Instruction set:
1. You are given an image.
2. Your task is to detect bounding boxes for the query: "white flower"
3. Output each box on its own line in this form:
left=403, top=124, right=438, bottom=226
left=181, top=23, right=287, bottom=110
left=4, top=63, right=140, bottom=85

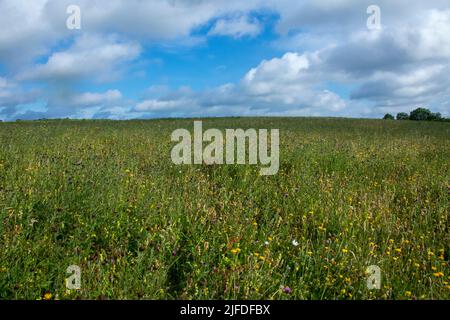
left=292, top=240, right=299, bottom=247
left=264, top=241, right=270, bottom=246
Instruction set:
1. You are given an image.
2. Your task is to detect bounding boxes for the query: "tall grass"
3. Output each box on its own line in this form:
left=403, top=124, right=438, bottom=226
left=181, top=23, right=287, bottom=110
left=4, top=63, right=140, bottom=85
left=0, top=118, right=448, bottom=299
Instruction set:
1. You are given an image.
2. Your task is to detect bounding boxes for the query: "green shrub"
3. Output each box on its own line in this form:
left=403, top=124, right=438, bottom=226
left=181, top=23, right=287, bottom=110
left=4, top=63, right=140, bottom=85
left=396, top=112, right=409, bottom=120
left=410, top=108, right=434, bottom=121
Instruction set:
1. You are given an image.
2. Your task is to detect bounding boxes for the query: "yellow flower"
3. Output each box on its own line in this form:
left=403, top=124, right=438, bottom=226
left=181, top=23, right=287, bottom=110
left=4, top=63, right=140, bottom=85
left=394, top=248, right=402, bottom=253
left=43, top=293, right=52, bottom=300
left=342, top=248, right=348, bottom=254
left=307, top=251, right=313, bottom=256
left=433, top=272, right=444, bottom=278
left=230, top=248, right=241, bottom=254
left=405, top=291, right=412, bottom=297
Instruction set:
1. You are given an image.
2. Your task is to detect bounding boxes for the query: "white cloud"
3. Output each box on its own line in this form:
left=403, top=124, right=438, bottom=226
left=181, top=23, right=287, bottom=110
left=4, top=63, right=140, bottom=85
left=0, top=0, right=60, bottom=67
left=409, top=9, right=450, bottom=60
left=0, top=77, right=39, bottom=108
left=208, top=15, right=262, bottom=38
left=1, top=0, right=450, bottom=119
left=135, top=99, right=189, bottom=112
left=128, top=52, right=347, bottom=118
left=0, top=77, right=14, bottom=98
left=72, top=90, right=123, bottom=106
left=242, top=52, right=310, bottom=95
left=0, top=0, right=270, bottom=68
left=18, top=34, right=141, bottom=82
left=312, top=8, right=450, bottom=115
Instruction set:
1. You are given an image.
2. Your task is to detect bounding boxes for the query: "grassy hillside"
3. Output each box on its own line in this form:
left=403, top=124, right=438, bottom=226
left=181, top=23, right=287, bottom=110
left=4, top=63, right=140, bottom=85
left=0, top=118, right=449, bottom=299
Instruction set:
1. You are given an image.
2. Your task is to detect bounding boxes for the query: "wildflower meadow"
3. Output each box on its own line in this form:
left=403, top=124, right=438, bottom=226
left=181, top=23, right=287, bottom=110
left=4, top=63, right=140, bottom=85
left=0, top=117, right=448, bottom=300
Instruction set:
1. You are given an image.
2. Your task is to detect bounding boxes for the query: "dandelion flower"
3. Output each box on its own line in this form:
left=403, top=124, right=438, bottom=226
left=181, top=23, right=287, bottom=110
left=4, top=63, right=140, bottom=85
left=230, top=248, right=241, bottom=254
left=43, top=293, right=52, bottom=300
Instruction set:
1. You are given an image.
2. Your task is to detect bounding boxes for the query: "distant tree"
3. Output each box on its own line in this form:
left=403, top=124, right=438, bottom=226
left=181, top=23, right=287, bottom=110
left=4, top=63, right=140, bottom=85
left=429, top=112, right=442, bottom=121
left=383, top=113, right=395, bottom=120
left=396, top=112, right=409, bottom=120
left=409, top=108, right=433, bottom=121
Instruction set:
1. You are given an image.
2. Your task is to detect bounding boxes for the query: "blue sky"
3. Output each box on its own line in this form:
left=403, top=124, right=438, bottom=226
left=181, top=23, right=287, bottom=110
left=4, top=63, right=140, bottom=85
left=0, top=0, right=449, bottom=120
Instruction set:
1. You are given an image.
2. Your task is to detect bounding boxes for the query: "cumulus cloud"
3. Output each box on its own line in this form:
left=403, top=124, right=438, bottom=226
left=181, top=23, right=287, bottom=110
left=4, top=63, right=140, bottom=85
left=1, top=0, right=449, bottom=119
left=0, top=0, right=269, bottom=68
left=208, top=15, right=262, bottom=38
left=310, top=8, right=450, bottom=115
left=135, top=99, right=190, bottom=112
left=71, top=89, right=123, bottom=106
left=18, top=34, right=141, bottom=83
left=0, top=0, right=61, bottom=67
left=124, top=3, right=450, bottom=119
left=272, top=0, right=450, bottom=35
left=0, top=77, right=41, bottom=120
left=128, top=52, right=347, bottom=118
left=0, top=77, right=13, bottom=98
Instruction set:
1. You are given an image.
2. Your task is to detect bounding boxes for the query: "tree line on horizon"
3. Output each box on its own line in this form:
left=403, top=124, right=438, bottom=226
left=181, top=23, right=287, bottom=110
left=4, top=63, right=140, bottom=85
left=2, top=107, right=448, bottom=122
left=383, top=108, right=448, bottom=122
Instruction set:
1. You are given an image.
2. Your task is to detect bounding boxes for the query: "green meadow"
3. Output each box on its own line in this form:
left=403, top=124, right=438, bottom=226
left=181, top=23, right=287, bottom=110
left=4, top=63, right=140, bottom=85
left=0, top=118, right=448, bottom=300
